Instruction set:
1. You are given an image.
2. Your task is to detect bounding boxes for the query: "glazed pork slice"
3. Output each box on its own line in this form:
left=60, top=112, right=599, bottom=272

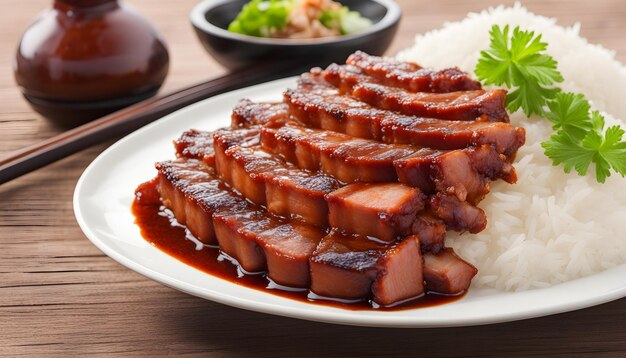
left=231, top=99, right=291, bottom=128
left=428, top=193, right=487, bottom=234
left=155, top=159, right=325, bottom=286
left=260, top=125, right=416, bottom=183
left=322, top=64, right=509, bottom=122
left=174, top=128, right=259, bottom=166
left=214, top=130, right=342, bottom=227
left=423, top=248, right=478, bottom=295
left=261, top=125, right=515, bottom=204
left=155, top=159, right=263, bottom=271
left=287, top=73, right=524, bottom=156
left=309, top=231, right=424, bottom=306
left=174, top=129, right=216, bottom=164
left=256, top=223, right=324, bottom=287
left=326, top=183, right=425, bottom=242
left=413, top=212, right=446, bottom=253
left=346, top=51, right=482, bottom=93
left=215, top=129, right=456, bottom=238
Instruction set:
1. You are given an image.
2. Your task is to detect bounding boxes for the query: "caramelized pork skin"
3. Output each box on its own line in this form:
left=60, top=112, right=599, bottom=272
left=174, top=128, right=259, bottom=167
left=286, top=73, right=524, bottom=156
left=322, top=64, right=509, bottom=122
left=174, top=129, right=217, bottom=165
left=231, top=99, right=291, bottom=128
left=428, top=193, right=487, bottom=234
left=214, top=130, right=341, bottom=227
left=260, top=125, right=417, bottom=183
left=155, top=159, right=325, bottom=287
left=423, top=248, right=478, bottom=295
left=346, top=51, right=482, bottom=93
left=261, top=125, right=515, bottom=204
left=413, top=212, right=446, bottom=253
left=184, top=127, right=485, bottom=236
left=309, top=231, right=424, bottom=306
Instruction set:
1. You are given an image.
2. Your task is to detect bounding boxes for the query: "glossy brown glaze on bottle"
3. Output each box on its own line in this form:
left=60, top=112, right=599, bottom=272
left=14, top=0, right=169, bottom=126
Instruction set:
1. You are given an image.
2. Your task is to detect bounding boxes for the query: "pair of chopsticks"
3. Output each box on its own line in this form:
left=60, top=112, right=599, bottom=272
left=0, top=62, right=309, bottom=185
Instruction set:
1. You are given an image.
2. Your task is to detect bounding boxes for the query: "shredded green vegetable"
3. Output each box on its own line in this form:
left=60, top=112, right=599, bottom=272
left=319, top=6, right=373, bottom=35
left=228, top=0, right=293, bottom=37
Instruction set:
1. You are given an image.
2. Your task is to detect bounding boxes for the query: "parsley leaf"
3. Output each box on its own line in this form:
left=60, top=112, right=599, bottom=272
left=475, top=25, right=563, bottom=116
left=541, top=93, right=626, bottom=183
left=545, top=92, right=592, bottom=140
left=585, top=125, right=626, bottom=183
left=542, top=131, right=595, bottom=176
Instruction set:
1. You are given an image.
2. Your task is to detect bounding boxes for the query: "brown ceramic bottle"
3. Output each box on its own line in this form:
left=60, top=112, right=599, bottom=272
left=14, top=0, right=169, bottom=127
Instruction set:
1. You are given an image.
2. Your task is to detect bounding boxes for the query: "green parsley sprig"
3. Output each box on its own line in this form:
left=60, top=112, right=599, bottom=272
left=541, top=93, right=626, bottom=183
left=475, top=25, right=563, bottom=117
left=475, top=24, right=626, bottom=183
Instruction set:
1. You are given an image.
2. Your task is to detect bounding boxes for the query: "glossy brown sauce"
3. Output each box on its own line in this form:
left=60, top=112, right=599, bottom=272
left=132, top=194, right=465, bottom=311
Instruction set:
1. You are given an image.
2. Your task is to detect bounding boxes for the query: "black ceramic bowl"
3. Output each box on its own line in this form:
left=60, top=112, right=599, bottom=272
left=190, top=0, right=401, bottom=70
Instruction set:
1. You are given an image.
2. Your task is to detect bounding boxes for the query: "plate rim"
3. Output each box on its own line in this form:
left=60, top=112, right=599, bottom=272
left=73, top=77, right=626, bottom=328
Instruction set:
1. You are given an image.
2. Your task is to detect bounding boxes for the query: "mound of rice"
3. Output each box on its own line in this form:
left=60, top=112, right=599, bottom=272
left=398, top=3, right=626, bottom=291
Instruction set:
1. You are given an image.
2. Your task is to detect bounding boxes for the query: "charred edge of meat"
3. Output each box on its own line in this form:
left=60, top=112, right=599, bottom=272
left=174, top=129, right=217, bottom=166
left=261, top=124, right=504, bottom=206
left=428, top=193, right=487, bottom=234
left=231, top=99, right=291, bottom=129
left=413, top=212, right=446, bottom=253
left=214, top=130, right=342, bottom=227
left=155, top=158, right=326, bottom=288
left=346, top=51, right=482, bottom=93
left=309, top=231, right=424, bottom=306
left=287, top=73, right=523, bottom=157
left=321, top=64, right=509, bottom=123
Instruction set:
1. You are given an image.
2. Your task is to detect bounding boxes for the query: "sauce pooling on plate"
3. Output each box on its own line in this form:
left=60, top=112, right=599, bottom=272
left=132, top=180, right=464, bottom=311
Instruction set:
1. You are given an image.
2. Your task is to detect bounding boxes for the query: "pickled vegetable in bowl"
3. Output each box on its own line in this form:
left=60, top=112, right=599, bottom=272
left=228, top=0, right=373, bottom=39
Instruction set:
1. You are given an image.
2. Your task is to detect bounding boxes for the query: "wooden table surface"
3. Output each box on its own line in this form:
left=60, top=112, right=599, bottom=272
left=2, top=0, right=626, bottom=356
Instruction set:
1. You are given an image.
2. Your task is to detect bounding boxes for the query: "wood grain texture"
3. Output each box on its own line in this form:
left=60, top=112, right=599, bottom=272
left=1, top=0, right=625, bottom=356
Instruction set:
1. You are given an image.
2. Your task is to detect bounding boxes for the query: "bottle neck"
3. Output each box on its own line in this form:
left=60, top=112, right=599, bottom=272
left=54, top=0, right=118, bottom=12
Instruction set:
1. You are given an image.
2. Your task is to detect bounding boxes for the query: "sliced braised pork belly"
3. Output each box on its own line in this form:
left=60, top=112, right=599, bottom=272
left=322, top=64, right=509, bottom=122
left=309, top=231, right=424, bottom=306
left=256, top=223, right=324, bottom=287
left=428, top=193, right=487, bottom=234
left=326, top=183, right=425, bottom=242
left=143, top=52, right=528, bottom=305
left=155, top=159, right=325, bottom=287
left=413, top=212, right=446, bottom=253
left=174, top=129, right=217, bottom=165
left=423, top=248, right=478, bottom=295
left=187, top=127, right=486, bottom=236
left=231, top=99, right=291, bottom=128
left=174, top=128, right=259, bottom=167
left=286, top=73, right=524, bottom=156
left=214, top=130, right=342, bottom=227
left=260, top=125, right=415, bottom=182
left=261, top=125, right=515, bottom=204
left=346, top=51, right=482, bottom=93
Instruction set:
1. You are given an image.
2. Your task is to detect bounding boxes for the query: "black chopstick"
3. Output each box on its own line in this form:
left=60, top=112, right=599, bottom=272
left=0, top=61, right=310, bottom=185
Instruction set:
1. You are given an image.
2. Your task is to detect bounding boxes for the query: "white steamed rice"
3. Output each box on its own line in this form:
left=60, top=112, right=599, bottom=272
left=397, top=3, right=626, bottom=291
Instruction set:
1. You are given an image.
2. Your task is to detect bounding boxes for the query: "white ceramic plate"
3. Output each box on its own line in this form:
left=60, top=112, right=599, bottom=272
left=74, top=77, right=626, bottom=328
